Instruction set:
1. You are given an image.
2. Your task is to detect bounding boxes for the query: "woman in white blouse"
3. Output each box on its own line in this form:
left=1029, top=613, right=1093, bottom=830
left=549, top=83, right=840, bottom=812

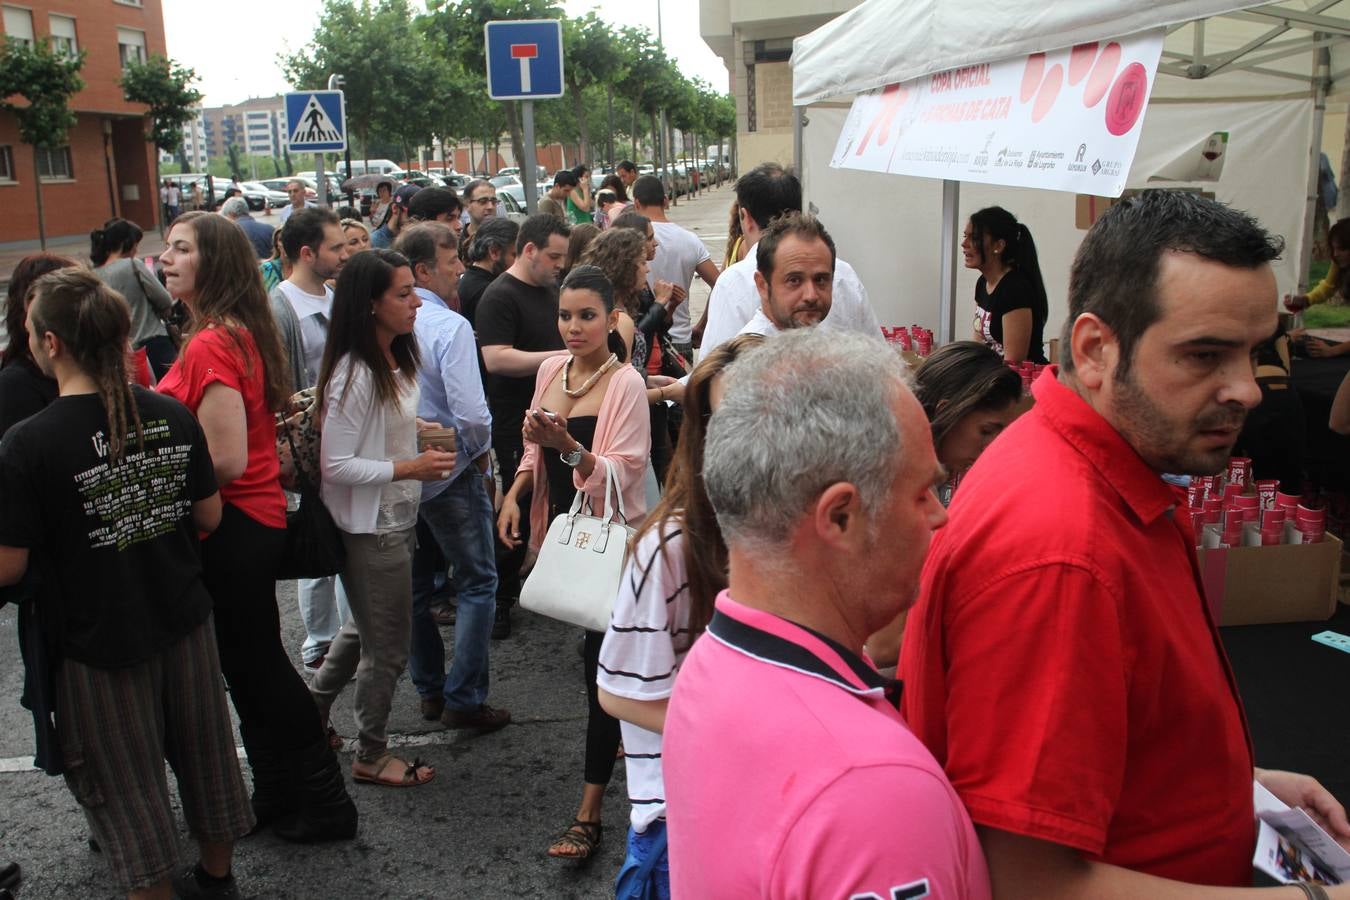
left=309, top=248, right=456, bottom=788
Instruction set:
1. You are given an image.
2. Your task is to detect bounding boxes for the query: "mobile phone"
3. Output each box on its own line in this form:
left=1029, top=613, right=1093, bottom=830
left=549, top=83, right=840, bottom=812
left=535, top=408, right=558, bottom=421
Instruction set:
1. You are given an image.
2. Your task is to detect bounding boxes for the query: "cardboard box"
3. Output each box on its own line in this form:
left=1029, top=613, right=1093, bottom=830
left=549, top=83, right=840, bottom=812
left=1199, top=534, right=1343, bottom=627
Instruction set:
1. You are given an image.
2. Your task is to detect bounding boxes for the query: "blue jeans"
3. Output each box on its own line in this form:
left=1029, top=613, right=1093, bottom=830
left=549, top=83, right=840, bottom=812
left=409, top=469, right=498, bottom=711
left=615, top=821, right=670, bottom=900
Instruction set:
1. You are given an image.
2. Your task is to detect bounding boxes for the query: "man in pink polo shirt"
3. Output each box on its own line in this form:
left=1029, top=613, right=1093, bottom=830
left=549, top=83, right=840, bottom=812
left=662, top=329, right=991, bottom=899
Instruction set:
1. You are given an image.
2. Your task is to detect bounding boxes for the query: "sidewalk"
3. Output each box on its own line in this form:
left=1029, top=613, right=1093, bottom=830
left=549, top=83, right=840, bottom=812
left=0, top=231, right=168, bottom=295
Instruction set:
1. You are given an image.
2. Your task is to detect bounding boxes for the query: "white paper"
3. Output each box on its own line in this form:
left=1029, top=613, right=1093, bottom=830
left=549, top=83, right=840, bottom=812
left=1252, top=782, right=1350, bottom=884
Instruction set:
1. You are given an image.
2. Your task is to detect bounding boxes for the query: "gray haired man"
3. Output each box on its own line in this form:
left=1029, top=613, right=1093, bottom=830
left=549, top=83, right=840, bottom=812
left=219, top=197, right=275, bottom=260
left=662, top=330, right=990, bottom=897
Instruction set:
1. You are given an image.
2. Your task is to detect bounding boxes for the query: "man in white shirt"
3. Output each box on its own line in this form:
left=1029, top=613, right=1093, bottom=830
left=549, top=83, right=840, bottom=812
left=700, top=163, right=879, bottom=357
left=394, top=224, right=510, bottom=733
left=738, top=214, right=835, bottom=340
left=267, top=207, right=352, bottom=670
left=631, top=175, right=719, bottom=356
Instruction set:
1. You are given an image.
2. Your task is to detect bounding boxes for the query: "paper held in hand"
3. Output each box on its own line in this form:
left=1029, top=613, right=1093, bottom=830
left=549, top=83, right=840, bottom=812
left=417, top=426, right=456, bottom=453
left=1252, top=782, right=1350, bottom=885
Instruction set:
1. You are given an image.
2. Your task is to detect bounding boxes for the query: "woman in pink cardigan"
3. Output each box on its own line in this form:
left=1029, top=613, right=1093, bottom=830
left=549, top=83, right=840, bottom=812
left=498, top=265, right=651, bottom=862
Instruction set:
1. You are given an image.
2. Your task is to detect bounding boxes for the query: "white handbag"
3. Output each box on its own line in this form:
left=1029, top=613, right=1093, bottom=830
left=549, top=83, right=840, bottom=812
left=520, top=461, right=635, bottom=632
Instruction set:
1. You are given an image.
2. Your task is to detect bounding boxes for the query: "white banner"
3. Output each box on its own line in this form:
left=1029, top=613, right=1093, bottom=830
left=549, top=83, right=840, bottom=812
left=829, top=30, right=1165, bottom=197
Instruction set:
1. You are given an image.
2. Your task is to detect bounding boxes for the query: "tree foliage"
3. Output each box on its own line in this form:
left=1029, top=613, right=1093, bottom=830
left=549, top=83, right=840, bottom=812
left=120, top=55, right=203, bottom=153
left=0, top=38, right=86, bottom=148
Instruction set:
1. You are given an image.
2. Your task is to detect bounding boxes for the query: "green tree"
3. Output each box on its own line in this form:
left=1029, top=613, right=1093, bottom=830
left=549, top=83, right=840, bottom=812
left=0, top=38, right=86, bottom=248
left=282, top=0, right=442, bottom=172
left=226, top=142, right=245, bottom=181
left=561, top=12, right=620, bottom=164
left=424, top=0, right=563, bottom=167
left=120, top=55, right=202, bottom=156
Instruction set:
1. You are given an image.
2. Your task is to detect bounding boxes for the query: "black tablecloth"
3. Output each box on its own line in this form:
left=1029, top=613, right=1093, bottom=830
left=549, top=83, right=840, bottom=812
left=1222, top=603, right=1350, bottom=806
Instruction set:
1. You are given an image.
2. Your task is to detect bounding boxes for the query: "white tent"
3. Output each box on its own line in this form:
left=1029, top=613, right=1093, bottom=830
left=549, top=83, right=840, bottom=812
left=791, top=1, right=1350, bottom=345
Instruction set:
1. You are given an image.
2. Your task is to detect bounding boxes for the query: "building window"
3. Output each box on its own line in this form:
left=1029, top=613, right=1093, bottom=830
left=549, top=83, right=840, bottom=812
left=2, top=6, right=34, bottom=48
left=113, top=0, right=142, bottom=6
left=117, top=27, right=144, bottom=68
left=36, top=146, right=72, bottom=180
left=48, top=14, right=76, bottom=57
left=0, top=145, right=14, bottom=182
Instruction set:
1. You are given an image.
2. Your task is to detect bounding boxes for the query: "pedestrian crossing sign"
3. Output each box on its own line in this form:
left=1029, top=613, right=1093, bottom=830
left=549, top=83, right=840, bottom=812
left=285, top=90, right=346, bottom=152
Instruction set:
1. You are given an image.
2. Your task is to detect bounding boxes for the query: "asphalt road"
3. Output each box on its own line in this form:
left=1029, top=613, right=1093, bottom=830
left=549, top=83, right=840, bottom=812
left=0, top=183, right=736, bottom=900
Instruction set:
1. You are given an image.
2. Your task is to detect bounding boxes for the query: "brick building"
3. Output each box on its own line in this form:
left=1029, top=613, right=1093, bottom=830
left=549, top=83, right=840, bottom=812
left=0, top=0, right=166, bottom=246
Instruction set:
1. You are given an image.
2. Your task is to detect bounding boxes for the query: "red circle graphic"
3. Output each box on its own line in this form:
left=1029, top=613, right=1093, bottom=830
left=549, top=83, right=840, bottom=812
left=1032, top=64, right=1063, bottom=123
left=1105, top=62, right=1149, bottom=136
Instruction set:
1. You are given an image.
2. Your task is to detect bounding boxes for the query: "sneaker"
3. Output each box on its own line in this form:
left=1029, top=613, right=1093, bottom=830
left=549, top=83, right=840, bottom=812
left=491, top=604, right=511, bottom=640
left=303, top=654, right=326, bottom=670
left=419, top=696, right=445, bottom=721
left=440, top=703, right=511, bottom=733
left=171, top=864, right=241, bottom=900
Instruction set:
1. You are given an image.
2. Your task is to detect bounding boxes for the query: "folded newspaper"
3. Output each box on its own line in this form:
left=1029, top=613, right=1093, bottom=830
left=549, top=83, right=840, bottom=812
left=1253, top=782, right=1350, bottom=885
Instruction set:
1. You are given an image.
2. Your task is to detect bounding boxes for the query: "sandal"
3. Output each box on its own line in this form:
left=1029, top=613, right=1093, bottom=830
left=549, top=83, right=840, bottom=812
left=351, top=754, right=436, bottom=788
left=325, top=724, right=343, bottom=751
left=547, top=819, right=603, bottom=860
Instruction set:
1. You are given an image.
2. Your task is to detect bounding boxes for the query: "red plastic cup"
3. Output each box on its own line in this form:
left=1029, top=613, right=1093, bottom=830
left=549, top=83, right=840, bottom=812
left=1221, top=527, right=1241, bottom=547
left=1223, top=509, right=1245, bottom=531
left=1255, top=479, right=1278, bottom=510
left=1227, top=457, right=1251, bottom=488
left=1296, top=504, right=1327, bottom=526
left=1275, top=491, right=1301, bottom=511
left=1260, top=526, right=1282, bottom=546
left=1262, top=507, right=1287, bottom=530
left=1233, top=495, right=1260, bottom=510
left=1187, top=485, right=1204, bottom=508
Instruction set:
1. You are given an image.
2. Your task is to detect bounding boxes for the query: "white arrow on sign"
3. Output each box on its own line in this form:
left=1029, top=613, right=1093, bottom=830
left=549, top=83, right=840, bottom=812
left=511, top=42, right=538, bottom=93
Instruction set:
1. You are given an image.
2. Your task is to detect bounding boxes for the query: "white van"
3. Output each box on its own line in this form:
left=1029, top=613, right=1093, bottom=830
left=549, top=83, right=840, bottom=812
left=338, top=159, right=400, bottom=177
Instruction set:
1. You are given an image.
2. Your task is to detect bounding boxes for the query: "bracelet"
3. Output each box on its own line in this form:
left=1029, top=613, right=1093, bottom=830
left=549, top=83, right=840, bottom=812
left=1294, top=883, right=1331, bottom=900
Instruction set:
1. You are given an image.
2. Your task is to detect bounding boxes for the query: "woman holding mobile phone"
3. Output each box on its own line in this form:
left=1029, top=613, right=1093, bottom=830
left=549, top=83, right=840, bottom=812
left=497, top=265, right=651, bottom=861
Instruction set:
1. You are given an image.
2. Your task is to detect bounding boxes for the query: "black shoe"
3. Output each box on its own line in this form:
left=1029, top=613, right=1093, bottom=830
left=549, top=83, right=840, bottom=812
left=0, top=860, right=19, bottom=890
left=491, top=604, right=511, bottom=639
left=440, top=703, right=511, bottom=733
left=271, top=737, right=358, bottom=844
left=420, top=695, right=445, bottom=721
left=171, top=863, right=241, bottom=900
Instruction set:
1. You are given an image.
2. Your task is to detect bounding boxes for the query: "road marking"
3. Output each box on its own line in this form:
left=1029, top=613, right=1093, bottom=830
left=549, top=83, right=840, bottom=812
left=0, top=717, right=580, bottom=775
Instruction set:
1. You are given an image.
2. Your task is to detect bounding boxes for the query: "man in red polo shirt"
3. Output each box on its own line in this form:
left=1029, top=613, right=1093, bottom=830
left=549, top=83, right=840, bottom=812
left=899, top=190, right=1350, bottom=898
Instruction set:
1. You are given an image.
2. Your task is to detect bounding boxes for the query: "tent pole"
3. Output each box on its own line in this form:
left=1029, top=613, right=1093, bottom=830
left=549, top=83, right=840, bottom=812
left=939, top=179, right=961, bottom=344
left=793, top=106, right=804, bottom=194
left=1300, top=37, right=1330, bottom=293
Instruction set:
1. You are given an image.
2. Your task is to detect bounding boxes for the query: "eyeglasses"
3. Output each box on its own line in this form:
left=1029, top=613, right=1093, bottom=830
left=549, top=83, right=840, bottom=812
left=472, top=197, right=500, bottom=205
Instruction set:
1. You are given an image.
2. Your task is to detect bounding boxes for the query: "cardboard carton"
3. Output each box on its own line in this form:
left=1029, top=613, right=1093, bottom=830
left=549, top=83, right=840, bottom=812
left=1199, top=534, right=1342, bottom=627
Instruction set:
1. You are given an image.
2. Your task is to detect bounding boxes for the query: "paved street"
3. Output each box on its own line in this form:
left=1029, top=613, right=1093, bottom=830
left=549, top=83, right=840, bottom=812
left=0, top=183, right=735, bottom=899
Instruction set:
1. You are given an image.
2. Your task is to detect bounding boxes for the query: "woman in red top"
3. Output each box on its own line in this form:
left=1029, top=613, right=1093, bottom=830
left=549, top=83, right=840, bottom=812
left=158, top=212, right=357, bottom=844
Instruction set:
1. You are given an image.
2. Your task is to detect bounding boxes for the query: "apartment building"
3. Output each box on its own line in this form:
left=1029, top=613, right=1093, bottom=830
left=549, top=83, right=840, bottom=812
left=0, top=0, right=166, bottom=244
left=199, top=94, right=289, bottom=161
left=700, top=0, right=860, bottom=171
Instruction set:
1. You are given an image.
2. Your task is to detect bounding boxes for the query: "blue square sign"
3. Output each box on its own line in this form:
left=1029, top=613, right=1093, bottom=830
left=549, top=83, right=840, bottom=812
left=285, top=90, right=346, bottom=152
left=485, top=19, right=564, bottom=100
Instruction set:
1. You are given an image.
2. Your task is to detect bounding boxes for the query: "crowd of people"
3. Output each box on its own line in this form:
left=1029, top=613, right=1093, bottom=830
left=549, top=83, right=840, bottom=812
left=0, top=157, right=1348, bottom=900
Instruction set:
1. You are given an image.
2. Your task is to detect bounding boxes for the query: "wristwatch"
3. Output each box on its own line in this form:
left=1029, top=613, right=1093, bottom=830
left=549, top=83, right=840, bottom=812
left=561, top=444, right=584, bottom=467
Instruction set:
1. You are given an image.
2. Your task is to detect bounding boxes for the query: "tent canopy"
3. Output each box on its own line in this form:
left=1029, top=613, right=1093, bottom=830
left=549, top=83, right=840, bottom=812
left=793, top=1, right=1350, bottom=105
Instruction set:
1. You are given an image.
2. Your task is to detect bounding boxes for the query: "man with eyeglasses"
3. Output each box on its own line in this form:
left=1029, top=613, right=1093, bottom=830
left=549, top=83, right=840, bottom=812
left=460, top=179, right=499, bottom=261
left=278, top=179, right=316, bottom=225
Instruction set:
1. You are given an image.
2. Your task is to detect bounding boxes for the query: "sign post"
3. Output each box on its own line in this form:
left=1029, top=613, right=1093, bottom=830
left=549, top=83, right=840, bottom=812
left=485, top=19, right=564, bottom=215
left=285, top=90, right=347, bottom=208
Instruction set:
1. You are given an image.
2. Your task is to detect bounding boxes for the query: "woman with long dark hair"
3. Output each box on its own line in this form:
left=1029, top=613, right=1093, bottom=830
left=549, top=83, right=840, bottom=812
left=497, top=265, right=651, bottom=861
left=963, top=206, right=1049, bottom=364
left=90, top=218, right=178, bottom=380
left=0, top=254, right=79, bottom=436
left=597, top=333, right=763, bottom=897
left=308, top=248, right=455, bottom=788
left=914, top=340, right=1024, bottom=498
left=157, top=211, right=358, bottom=841
left=567, top=164, right=595, bottom=225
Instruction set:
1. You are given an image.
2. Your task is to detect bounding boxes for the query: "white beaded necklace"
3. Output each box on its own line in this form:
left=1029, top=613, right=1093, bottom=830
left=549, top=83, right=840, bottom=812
left=562, top=353, right=619, bottom=398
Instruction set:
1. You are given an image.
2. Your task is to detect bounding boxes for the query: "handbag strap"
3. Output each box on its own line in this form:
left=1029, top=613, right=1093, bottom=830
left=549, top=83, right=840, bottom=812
left=565, top=459, right=628, bottom=526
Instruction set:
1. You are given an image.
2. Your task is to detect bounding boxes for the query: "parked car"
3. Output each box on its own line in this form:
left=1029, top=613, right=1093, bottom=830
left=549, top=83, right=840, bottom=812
left=442, top=174, right=468, bottom=191
left=489, top=174, right=528, bottom=211
left=259, top=177, right=317, bottom=200
left=498, top=191, right=529, bottom=223
left=240, top=181, right=289, bottom=209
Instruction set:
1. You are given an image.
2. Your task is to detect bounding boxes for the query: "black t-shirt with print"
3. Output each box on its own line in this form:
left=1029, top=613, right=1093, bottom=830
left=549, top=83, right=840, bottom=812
left=0, top=387, right=218, bottom=668
left=975, top=268, right=1049, bottom=364
left=475, top=272, right=564, bottom=439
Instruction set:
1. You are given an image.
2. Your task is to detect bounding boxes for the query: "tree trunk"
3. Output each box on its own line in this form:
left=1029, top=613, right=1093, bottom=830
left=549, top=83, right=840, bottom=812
left=606, top=84, right=615, bottom=167
left=505, top=102, right=524, bottom=173
left=632, top=100, right=641, bottom=161
left=34, top=152, right=48, bottom=249
left=1339, top=113, right=1350, bottom=220
left=569, top=78, right=591, bottom=163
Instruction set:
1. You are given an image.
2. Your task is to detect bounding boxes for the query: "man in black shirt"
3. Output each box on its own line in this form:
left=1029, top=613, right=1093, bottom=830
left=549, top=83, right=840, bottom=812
left=475, top=214, right=571, bottom=636
left=459, top=217, right=519, bottom=329
left=0, top=270, right=254, bottom=900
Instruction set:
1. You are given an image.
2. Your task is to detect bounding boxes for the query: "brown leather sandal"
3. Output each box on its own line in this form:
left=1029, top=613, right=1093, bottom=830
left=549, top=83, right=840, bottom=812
left=351, top=754, right=435, bottom=788
left=547, top=819, right=603, bottom=860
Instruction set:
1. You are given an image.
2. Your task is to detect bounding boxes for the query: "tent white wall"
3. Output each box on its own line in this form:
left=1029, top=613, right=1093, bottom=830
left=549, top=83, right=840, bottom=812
left=792, top=1, right=1350, bottom=343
